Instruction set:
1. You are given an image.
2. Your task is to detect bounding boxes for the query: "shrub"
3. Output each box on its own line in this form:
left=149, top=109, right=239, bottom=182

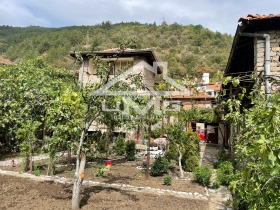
left=193, top=165, right=212, bottom=187
left=183, top=155, right=199, bottom=172
left=184, top=141, right=200, bottom=157
left=163, top=176, right=172, bottom=186
left=33, top=164, right=40, bottom=176
left=213, top=149, right=229, bottom=168
left=94, top=166, right=107, bottom=177
left=212, top=181, right=220, bottom=189
left=114, top=135, right=126, bottom=155
left=125, top=140, right=136, bottom=161
left=150, top=127, right=162, bottom=139
left=165, top=130, right=200, bottom=168
left=96, top=134, right=107, bottom=154
left=184, top=131, right=200, bottom=154
left=216, top=161, right=234, bottom=186
left=150, top=155, right=169, bottom=176
left=164, top=143, right=178, bottom=162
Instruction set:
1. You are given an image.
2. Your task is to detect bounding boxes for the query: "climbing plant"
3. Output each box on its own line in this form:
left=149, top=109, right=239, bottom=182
left=229, top=93, right=280, bottom=209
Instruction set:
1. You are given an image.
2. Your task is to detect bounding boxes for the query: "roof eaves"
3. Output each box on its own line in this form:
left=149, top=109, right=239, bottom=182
left=239, top=14, right=280, bottom=22
left=69, top=48, right=162, bottom=74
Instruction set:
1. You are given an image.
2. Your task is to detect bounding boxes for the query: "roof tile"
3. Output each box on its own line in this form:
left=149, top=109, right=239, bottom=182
left=239, top=14, right=280, bottom=22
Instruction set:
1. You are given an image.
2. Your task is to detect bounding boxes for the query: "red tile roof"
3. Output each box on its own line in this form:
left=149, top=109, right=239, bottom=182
left=206, top=84, right=221, bottom=91
left=172, top=92, right=214, bottom=99
left=239, top=14, right=280, bottom=22
left=0, top=56, right=13, bottom=65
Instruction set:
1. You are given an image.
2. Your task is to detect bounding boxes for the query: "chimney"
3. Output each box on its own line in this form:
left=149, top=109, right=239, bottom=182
left=202, top=73, right=209, bottom=85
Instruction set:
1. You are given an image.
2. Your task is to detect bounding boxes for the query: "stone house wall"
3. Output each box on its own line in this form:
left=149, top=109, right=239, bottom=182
left=78, top=56, right=155, bottom=89
left=80, top=55, right=157, bottom=141
left=254, top=31, right=280, bottom=92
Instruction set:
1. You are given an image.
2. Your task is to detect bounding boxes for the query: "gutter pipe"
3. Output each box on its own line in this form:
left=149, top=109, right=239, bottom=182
left=239, top=32, right=271, bottom=99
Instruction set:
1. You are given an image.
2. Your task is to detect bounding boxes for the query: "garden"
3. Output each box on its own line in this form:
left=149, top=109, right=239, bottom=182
left=1, top=54, right=279, bottom=210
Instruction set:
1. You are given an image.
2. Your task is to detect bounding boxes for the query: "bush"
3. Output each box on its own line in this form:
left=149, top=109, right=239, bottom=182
left=114, top=135, right=126, bottom=155
left=163, top=176, right=172, bottom=186
left=96, top=134, right=107, bottom=154
left=150, top=155, right=169, bottom=176
left=94, top=166, right=107, bottom=177
left=216, top=161, right=234, bottom=186
left=165, top=130, right=200, bottom=171
left=150, top=127, right=162, bottom=139
left=213, top=149, right=229, bottom=168
left=184, top=141, right=200, bottom=157
left=125, top=140, right=136, bottom=161
left=183, top=155, right=199, bottom=172
left=211, top=181, right=220, bottom=189
left=33, top=164, right=40, bottom=176
left=164, top=143, right=178, bottom=162
left=193, top=165, right=212, bottom=187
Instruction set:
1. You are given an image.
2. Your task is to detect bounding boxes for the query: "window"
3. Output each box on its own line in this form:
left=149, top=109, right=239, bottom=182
left=114, top=60, right=133, bottom=75
left=88, top=59, right=115, bottom=75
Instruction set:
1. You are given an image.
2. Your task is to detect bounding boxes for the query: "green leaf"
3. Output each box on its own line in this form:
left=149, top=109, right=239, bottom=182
left=268, top=151, right=277, bottom=166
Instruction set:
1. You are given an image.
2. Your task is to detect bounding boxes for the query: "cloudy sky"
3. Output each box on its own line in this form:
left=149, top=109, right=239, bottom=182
left=0, top=0, right=279, bottom=34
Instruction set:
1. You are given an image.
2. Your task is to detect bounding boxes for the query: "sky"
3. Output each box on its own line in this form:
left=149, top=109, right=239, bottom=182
left=0, top=0, right=280, bottom=34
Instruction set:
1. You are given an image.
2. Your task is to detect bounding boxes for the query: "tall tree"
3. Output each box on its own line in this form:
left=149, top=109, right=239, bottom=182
left=71, top=52, right=147, bottom=209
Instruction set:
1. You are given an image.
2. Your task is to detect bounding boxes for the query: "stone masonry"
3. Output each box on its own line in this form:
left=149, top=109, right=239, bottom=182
left=254, top=31, right=280, bottom=92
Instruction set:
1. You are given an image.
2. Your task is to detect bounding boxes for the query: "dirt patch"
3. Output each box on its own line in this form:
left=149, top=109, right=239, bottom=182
left=0, top=174, right=209, bottom=210
left=1, top=159, right=206, bottom=195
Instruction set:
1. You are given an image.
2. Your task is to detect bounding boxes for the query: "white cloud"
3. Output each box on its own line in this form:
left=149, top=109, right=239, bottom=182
left=0, top=0, right=50, bottom=26
left=0, top=0, right=280, bottom=34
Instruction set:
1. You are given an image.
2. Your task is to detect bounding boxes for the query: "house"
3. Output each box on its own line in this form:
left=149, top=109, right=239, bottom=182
left=220, top=14, right=280, bottom=149
left=0, top=56, right=13, bottom=65
left=70, top=48, right=161, bottom=89
left=170, top=73, right=220, bottom=110
left=69, top=48, right=161, bottom=141
left=223, top=14, right=280, bottom=105
left=166, top=73, right=221, bottom=144
left=171, top=86, right=220, bottom=110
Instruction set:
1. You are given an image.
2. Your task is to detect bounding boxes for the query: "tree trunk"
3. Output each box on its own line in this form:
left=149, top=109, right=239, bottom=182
left=145, top=121, right=151, bottom=179
left=176, top=144, right=184, bottom=178
left=71, top=112, right=97, bottom=210
left=47, top=155, right=55, bottom=175
left=106, top=129, right=109, bottom=157
left=29, top=140, right=33, bottom=173
left=24, top=153, right=30, bottom=171
left=166, top=139, right=169, bottom=153
left=72, top=152, right=86, bottom=210
left=67, top=148, right=72, bottom=168
left=72, top=128, right=87, bottom=210
left=72, top=178, right=81, bottom=210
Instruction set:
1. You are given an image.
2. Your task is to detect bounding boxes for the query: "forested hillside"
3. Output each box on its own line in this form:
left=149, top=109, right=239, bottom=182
left=0, top=22, right=233, bottom=78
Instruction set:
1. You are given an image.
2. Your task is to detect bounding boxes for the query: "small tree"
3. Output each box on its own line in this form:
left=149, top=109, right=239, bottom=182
left=114, top=134, right=126, bottom=156
left=165, top=122, right=200, bottom=177
left=125, top=140, right=136, bottom=161
left=150, top=155, right=169, bottom=176
left=16, top=120, right=41, bottom=172
left=150, top=127, right=163, bottom=139
left=193, top=165, right=212, bottom=187
left=166, top=123, right=185, bottom=178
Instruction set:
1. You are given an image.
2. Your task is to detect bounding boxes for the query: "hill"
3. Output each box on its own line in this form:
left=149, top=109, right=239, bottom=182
left=0, top=22, right=233, bottom=78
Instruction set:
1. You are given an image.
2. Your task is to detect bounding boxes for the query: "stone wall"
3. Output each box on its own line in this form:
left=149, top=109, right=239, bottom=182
left=79, top=56, right=156, bottom=141
left=254, top=31, right=280, bottom=92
